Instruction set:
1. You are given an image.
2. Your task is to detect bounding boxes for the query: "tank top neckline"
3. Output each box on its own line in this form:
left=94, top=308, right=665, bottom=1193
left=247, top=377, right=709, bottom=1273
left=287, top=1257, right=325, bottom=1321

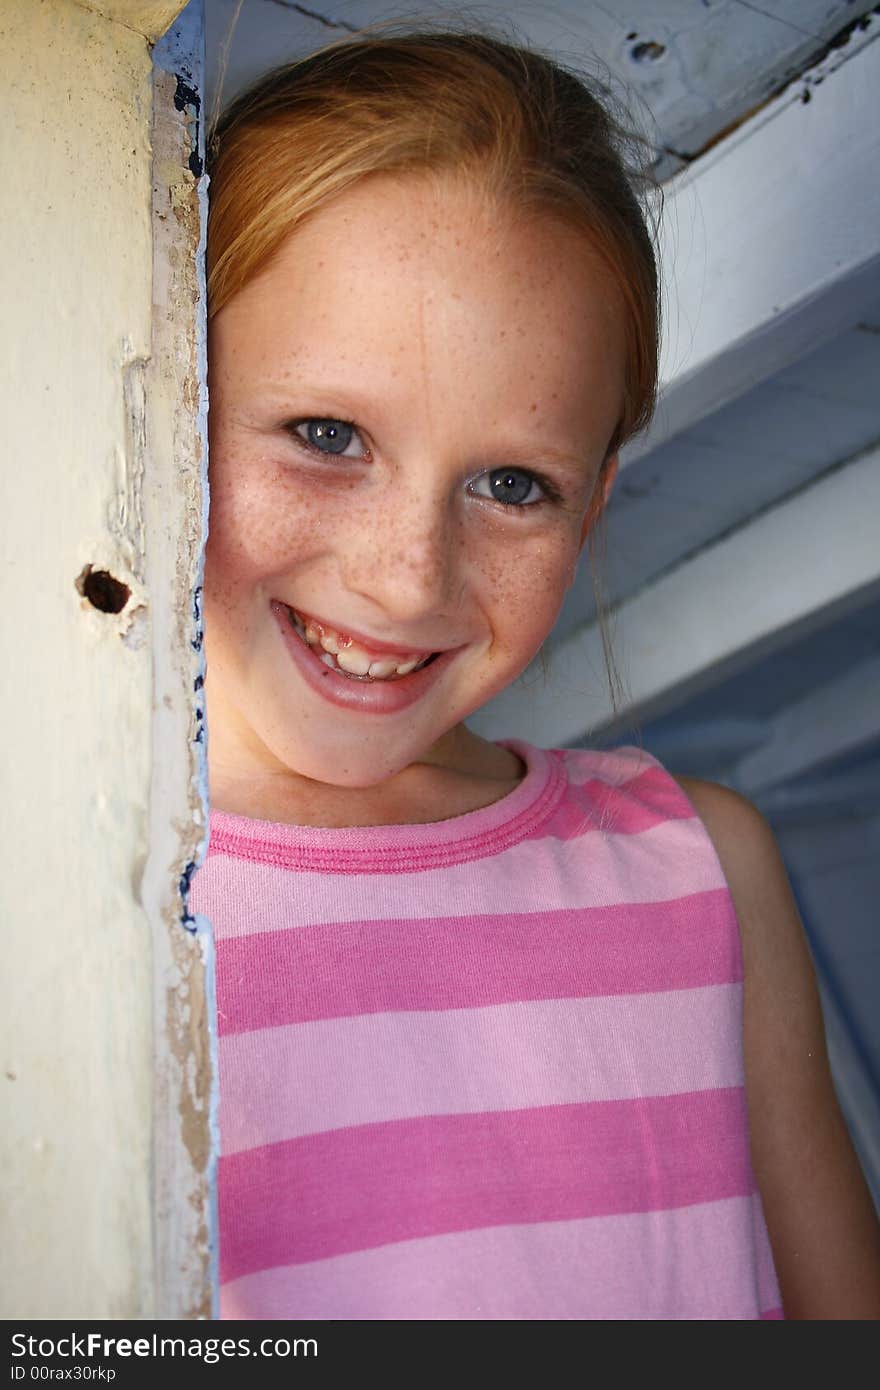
left=206, top=739, right=566, bottom=874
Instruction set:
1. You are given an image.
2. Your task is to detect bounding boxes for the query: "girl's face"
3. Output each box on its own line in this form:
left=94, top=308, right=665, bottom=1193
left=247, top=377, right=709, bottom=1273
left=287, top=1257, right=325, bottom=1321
left=205, top=172, right=626, bottom=793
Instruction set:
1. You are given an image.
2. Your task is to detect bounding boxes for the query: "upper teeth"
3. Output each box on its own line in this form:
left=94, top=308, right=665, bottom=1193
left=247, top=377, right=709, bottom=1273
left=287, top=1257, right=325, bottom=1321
left=290, top=609, right=431, bottom=680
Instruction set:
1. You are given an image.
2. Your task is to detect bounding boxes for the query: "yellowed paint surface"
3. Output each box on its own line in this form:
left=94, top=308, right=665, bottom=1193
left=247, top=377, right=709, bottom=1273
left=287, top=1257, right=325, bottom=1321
left=75, top=0, right=186, bottom=41
left=0, top=0, right=157, bottom=1318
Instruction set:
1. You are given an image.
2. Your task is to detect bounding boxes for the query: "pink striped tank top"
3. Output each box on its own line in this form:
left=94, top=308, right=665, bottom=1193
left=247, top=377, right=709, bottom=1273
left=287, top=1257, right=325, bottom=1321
left=190, top=740, right=783, bottom=1320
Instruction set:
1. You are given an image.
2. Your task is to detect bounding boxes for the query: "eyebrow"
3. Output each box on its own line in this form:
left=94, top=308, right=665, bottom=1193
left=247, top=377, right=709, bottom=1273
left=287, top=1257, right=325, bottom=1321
left=484, top=441, right=600, bottom=476
left=260, top=383, right=380, bottom=416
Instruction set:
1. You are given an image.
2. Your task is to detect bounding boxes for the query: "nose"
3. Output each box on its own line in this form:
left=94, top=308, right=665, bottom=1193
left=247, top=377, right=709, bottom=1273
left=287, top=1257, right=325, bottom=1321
left=340, top=478, right=465, bottom=626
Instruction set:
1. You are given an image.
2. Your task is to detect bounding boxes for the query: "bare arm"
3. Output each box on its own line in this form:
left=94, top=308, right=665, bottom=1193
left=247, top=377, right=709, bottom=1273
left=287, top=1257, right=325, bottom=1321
left=675, top=774, right=880, bottom=1320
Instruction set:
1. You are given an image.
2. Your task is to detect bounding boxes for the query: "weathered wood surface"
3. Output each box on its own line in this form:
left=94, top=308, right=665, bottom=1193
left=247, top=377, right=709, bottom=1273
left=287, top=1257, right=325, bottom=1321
left=149, top=4, right=215, bottom=1321
left=0, top=0, right=212, bottom=1319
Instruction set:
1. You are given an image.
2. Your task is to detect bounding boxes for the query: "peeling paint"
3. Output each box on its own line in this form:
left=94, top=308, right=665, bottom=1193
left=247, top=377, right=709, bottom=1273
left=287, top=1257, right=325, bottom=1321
left=656, top=3, right=878, bottom=167
left=173, top=72, right=203, bottom=176
left=116, top=347, right=149, bottom=584
left=146, top=1, right=215, bottom=1320
left=121, top=603, right=149, bottom=649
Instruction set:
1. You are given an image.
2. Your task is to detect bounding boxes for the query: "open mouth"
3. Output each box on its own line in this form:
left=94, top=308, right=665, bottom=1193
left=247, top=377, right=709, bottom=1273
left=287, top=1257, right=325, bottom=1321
left=284, top=605, right=439, bottom=682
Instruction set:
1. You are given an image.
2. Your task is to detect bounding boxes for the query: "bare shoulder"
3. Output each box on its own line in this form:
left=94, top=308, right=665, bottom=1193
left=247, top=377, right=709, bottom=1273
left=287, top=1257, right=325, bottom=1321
left=671, top=773, right=773, bottom=882
left=672, top=772, right=880, bottom=1319
left=670, top=774, right=820, bottom=1081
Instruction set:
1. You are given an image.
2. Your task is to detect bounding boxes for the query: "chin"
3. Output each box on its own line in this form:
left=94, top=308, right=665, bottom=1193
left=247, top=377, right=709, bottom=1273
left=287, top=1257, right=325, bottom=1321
left=270, top=735, right=421, bottom=792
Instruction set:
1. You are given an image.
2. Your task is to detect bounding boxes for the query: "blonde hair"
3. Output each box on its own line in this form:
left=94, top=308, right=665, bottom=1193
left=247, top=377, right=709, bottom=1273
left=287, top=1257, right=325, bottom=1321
left=206, top=28, right=660, bottom=730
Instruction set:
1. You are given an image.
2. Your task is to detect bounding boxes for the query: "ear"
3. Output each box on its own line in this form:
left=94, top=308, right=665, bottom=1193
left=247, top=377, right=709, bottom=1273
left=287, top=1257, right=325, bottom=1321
left=579, top=453, right=619, bottom=549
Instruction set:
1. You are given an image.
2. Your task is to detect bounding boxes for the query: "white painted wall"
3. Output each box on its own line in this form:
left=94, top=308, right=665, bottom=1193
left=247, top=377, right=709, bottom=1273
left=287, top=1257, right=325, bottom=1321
left=632, top=22, right=880, bottom=463
left=0, top=0, right=213, bottom=1319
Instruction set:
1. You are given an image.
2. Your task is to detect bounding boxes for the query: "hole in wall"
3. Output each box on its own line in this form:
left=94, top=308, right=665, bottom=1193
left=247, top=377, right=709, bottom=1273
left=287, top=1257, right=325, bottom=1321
left=631, top=40, right=666, bottom=63
left=76, top=565, right=131, bottom=614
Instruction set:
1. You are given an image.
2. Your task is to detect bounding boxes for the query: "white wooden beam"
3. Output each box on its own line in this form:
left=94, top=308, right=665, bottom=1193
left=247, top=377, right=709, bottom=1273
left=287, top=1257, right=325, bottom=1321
left=729, top=655, right=880, bottom=799
left=624, top=24, right=880, bottom=466
left=470, top=444, right=880, bottom=748
left=0, top=0, right=212, bottom=1319
left=1, top=0, right=157, bottom=1318
left=75, top=0, right=187, bottom=41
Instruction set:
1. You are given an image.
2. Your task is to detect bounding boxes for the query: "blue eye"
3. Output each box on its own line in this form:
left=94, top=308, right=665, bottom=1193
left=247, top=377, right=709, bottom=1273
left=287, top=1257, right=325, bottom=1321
left=469, top=468, right=545, bottom=506
left=294, top=418, right=365, bottom=457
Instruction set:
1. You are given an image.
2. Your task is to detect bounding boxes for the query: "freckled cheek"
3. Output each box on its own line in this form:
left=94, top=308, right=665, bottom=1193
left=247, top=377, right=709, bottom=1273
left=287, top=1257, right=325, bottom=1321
left=206, top=461, right=329, bottom=593
left=470, top=531, right=580, bottom=656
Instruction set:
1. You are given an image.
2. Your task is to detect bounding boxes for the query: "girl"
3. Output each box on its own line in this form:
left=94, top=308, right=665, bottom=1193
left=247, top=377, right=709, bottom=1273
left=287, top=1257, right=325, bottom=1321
left=192, top=30, right=880, bottom=1320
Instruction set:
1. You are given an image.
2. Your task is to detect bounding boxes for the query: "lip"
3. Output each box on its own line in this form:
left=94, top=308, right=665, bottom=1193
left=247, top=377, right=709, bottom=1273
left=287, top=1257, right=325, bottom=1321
left=289, top=604, right=438, bottom=660
left=271, top=600, right=461, bottom=715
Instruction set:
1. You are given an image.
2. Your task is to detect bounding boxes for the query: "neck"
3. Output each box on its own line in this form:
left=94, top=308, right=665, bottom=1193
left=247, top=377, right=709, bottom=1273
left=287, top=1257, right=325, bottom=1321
left=206, top=723, right=525, bottom=828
